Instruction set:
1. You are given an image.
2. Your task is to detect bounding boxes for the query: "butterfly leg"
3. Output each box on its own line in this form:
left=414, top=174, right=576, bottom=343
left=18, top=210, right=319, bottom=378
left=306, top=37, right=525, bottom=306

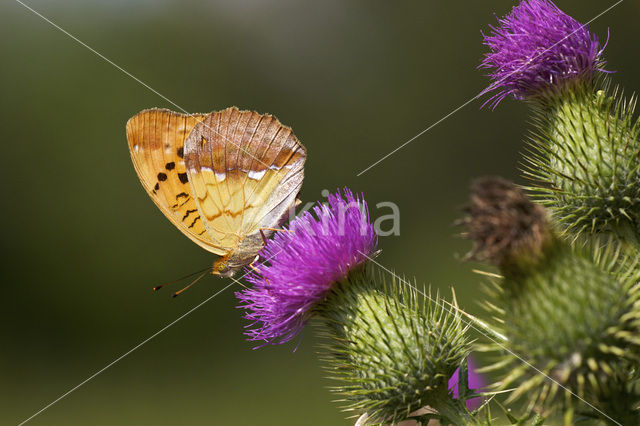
left=260, top=227, right=294, bottom=233
left=249, top=261, right=272, bottom=295
left=259, top=227, right=294, bottom=246
left=259, top=229, right=268, bottom=246
left=249, top=262, right=260, bottom=274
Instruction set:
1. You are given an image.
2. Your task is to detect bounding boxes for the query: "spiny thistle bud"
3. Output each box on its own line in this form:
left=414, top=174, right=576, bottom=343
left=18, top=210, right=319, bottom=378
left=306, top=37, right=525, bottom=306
left=524, top=83, right=640, bottom=241
left=464, top=178, right=640, bottom=423
left=318, top=268, right=475, bottom=425
left=480, top=0, right=640, bottom=242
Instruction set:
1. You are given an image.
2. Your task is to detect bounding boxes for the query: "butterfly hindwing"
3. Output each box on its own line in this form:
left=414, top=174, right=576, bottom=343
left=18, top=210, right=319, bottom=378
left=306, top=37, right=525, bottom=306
left=126, top=108, right=227, bottom=255
left=184, top=107, right=306, bottom=266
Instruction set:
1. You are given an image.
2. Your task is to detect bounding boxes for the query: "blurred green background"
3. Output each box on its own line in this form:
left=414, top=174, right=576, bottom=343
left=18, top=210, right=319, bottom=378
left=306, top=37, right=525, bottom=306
left=1, top=1, right=637, bottom=424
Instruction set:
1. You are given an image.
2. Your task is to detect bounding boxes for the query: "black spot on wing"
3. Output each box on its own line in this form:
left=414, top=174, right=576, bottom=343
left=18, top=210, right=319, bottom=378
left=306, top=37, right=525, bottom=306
left=177, top=147, right=184, bottom=158
left=158, top=173, right=167, bottom=182
left=154, top=183, right=160, bottom=191
left=178, top=173, right=189, bottom=184
left=165, top=162, right=175, bottom=170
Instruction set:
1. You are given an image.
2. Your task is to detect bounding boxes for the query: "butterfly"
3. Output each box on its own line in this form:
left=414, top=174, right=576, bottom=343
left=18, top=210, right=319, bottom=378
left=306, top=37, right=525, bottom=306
left=126, top=107, right=306, bottom=278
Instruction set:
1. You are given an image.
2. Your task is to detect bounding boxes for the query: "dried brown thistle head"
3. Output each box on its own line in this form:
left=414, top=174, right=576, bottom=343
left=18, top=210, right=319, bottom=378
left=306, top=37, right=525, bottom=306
left=462, top=177, right=553, bottom=270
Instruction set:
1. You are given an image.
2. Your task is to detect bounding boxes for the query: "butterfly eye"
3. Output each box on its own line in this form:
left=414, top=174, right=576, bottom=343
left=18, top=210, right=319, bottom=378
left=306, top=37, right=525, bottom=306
left=216, top=262, right=229, bottom=273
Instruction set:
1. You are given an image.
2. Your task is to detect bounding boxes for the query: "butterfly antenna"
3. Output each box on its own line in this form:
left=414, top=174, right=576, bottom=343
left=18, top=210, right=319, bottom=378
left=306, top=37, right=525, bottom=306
left=172, top=270, right=209, bottom=298
left=153, top=266, right=212, bottom=291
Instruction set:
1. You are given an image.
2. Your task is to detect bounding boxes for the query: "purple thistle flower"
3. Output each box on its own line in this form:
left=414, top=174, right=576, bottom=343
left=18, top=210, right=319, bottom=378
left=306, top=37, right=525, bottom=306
left=480, top=0, right=607, bottom=107
left=236, top=188, right=378, bottom=347
left=448, top=357, right=487, bottom=411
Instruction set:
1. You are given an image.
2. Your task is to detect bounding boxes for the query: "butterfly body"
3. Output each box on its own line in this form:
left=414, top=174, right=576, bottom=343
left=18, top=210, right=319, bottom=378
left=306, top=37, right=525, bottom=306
left=126, top=107, right=306, bottom=277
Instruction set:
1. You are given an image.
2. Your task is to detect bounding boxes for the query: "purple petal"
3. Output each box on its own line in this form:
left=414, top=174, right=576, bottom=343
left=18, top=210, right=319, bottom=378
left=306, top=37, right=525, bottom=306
left=448, top=357, right=487, bottom=411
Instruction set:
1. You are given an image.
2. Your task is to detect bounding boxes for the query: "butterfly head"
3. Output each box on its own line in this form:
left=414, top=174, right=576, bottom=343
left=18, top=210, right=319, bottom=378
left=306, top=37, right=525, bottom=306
left=212, top=257, right=235, bottom=278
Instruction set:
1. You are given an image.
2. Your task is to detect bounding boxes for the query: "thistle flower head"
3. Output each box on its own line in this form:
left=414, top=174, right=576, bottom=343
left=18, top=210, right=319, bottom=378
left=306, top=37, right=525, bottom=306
left=481, top=0, right=606, bottom=107
left=237, top=188, right=377, bottom=346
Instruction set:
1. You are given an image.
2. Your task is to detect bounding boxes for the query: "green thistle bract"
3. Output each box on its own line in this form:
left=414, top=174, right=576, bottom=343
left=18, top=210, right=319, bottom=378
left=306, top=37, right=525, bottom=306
left=317, top=266, right=474, bottom=425
left=465, top=178, right=640, bottom=423
left=523, top=80, right=640, bottom=241
left=482, top=242, right=640, bottom=421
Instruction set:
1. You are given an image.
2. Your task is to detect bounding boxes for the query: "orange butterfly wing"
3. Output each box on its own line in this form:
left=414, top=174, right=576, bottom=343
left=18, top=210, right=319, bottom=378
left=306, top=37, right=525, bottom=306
left=126, top=108, right=227, bottom=256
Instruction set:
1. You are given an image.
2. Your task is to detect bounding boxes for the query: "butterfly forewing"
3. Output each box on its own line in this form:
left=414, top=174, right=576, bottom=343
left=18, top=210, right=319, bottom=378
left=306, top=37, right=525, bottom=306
left=126, top=108, right=227, bottom=255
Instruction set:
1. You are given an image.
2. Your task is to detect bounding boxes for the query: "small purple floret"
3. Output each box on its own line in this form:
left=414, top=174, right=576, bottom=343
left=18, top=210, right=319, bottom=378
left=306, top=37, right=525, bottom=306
left=480, top=0, right=607, bottom=107
left=448, top=357, right=487, bottom=410
left=236, top=188, right=378, bottom=347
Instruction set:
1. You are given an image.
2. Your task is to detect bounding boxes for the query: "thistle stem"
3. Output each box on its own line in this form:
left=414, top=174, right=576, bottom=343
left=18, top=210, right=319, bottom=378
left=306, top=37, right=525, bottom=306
left=434, top=397, right=480, bottom=425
